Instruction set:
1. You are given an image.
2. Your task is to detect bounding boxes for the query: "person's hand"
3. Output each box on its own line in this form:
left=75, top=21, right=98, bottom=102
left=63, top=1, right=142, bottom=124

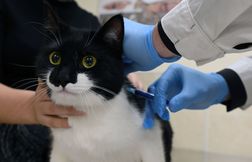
left=123, top=18, right=180, bottom=74
left=143, top=64, right=229, bottom=128
left=31, top=81, right=85, bottom=128
left=127, top=73, right=144, bottom=90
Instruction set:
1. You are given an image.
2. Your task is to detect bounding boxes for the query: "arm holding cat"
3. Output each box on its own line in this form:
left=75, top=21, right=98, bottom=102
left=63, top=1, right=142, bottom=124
left=0, top=83, right=84, bottom=128
left=0, top=74, right=142, bottom=127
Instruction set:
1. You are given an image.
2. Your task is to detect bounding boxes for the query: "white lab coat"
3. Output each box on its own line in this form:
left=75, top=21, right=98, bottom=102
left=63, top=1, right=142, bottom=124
left=160, top=0, right=252, bottom=109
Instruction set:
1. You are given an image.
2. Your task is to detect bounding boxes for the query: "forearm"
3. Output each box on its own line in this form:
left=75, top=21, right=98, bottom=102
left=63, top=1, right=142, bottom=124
left=0, top=84, right=37, bottom=124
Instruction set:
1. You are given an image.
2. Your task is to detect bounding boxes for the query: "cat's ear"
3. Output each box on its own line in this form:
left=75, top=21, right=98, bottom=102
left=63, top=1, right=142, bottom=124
left=94, top=14, right=124, bottom=53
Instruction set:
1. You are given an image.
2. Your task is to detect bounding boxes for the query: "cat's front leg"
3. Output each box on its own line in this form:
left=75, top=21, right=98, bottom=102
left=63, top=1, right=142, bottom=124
left=139, top=134, right=166, bottom=162
left=50, top=146, right=70, bottom=162
left=139, top=142, right=166, bottom=162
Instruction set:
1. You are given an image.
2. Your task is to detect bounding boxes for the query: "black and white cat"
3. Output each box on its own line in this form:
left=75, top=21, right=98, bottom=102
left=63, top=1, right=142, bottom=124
left=36, top=12, right=173, bottom=162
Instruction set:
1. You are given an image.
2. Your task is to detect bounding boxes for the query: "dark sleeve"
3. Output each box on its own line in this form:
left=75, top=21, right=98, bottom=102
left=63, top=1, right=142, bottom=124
left=217, top=69, right=247, bottom=112
left=157, top=22, right=180, bottom=56
left=0, top=2, right=4, bottom=82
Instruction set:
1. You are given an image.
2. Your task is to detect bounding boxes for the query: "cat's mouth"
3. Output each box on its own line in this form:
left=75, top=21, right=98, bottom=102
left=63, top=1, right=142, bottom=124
left=55, top=89, right=78, bottom=96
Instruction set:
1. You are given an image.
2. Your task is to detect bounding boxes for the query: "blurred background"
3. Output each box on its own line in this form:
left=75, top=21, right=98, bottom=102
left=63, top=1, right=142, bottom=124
left=76, top=0, right=252, bottom=161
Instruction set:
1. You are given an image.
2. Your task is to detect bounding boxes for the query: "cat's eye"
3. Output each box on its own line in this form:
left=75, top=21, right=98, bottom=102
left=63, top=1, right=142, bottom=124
left=82, top=56, right=96, bottom=69
left=49, top=51, right=61, bottom=65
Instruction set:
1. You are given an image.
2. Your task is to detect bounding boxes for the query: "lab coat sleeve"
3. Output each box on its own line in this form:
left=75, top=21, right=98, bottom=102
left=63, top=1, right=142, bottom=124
left=229, top=57, right=252, bottom=110
left=217, top=56, right=252, bottom=111
left=159, top=0, right=252, bottom=65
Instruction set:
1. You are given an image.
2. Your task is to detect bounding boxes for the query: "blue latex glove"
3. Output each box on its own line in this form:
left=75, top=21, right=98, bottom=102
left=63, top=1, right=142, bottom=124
left=143, top=64, right=229, bottom=129
left=123, top=18, right=180, bottom=74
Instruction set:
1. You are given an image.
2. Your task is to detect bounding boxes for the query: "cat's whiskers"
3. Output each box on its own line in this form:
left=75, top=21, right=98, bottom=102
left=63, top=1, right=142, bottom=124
left=12, top=78, right=46, bottom=91
left=76, top=91, right=92, bottom=114
left=26, top=87, right=49, bottom=106
left=81, top=19, right=94, bottom=49
left=12, top=78, right=39, bottom=87
left=23, top=83, right=45, bottom=90
left=48, top=29, right=61, bottom=47
left=26, top=21, right=56, bottom=43
left=68, top=87, right=92, bottom=108
left=26, top=21, right=62, bottom=47
left=34, top=88, right=48, bottom=99
left=58, top=29, right=63, bottom=46
left=64, top=86, right=116, bottom=107
left=86, top=34, right=95, bottom=47
left=81, top=92, right=95, bottom=115
left=38, top=78, right=47, bottom=82
left=38, top=71, right=50, bottom=80
left=16, top=80, right=39, bottom=89
left=86, top=26, right=100, bottom=47
left=83, top=31, right=92, bottom=49
left=92, top=85, right=117, bottom=96
left=77, top=88, right=116, bottom=117
left=66, top=87, right=107, bottom=116
left=67, top=85, right=117, bottom=114
left=71, top=84, right=117, bottom=97
left=79, top=91, right=86, bottom=108
left=33, top=87, right=50, bottom=103
left=26, top=21, right=46, bottom=28
left=95, top=93, right=115, bottom=107
left=86, top=92, right=104, bottom=118
left=8, top=63, right=36, bottom=68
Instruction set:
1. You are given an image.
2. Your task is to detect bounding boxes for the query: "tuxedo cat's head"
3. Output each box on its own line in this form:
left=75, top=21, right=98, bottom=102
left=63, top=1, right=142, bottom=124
left=36, top=13, right=124, bottom=108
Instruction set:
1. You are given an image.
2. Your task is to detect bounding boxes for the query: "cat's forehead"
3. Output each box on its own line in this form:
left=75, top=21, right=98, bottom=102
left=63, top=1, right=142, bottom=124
left=58, top=31, right=95, bottom=52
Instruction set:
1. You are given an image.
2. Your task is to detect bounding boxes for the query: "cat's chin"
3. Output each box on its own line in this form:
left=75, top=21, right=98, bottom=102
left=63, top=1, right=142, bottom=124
left=50, top=92, right=79, bottom=107
left=56, top=90, right=78, bottom=96
left=50, top=91, right=107, bottom=109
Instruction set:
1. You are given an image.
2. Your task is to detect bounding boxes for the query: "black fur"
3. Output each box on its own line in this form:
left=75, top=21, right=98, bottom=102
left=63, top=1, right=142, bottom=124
left=161, top=121, right=173, bottom=162
left=0, top=6, right=173, bottom=162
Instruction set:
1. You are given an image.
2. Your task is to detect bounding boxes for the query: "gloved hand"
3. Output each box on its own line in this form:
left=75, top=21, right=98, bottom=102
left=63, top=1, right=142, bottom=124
left=123, top=18, right=180, bottom=74
left=143, top=64, right=230, bottom=129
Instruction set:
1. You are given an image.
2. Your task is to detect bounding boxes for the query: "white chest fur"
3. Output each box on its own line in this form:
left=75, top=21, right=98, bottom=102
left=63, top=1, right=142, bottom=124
left=50, top=92, right=165, bottom=162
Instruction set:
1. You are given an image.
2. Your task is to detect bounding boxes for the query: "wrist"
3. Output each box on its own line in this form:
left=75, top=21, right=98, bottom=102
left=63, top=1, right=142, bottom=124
left=152, top=25, right=181, bottom=62
left=19, top=90, right=39, bottom=124
left=217, top=69, right=247, bottom=111
left=211, top=73, right=230, bottom=103
left=153, top=25, right=176, bottom=58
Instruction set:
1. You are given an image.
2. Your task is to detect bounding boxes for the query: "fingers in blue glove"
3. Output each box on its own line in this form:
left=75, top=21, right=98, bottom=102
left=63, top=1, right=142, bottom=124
left=143, top=100, right=155, bottom=129
left=148, top=84, right=170, bottom=120
left=151, top=64, right=229, bottom=112
left=169, top=90, right=191, bottom=112
left=150, top=70, right=176, bottom=115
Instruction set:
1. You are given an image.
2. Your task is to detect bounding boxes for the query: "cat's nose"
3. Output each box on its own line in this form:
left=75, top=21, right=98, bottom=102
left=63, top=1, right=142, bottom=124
left=58, top=75, right=71, bottom=88
left=60, top=80, right=68, bottom=88
left=58, top=68, right=73, bottom=88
